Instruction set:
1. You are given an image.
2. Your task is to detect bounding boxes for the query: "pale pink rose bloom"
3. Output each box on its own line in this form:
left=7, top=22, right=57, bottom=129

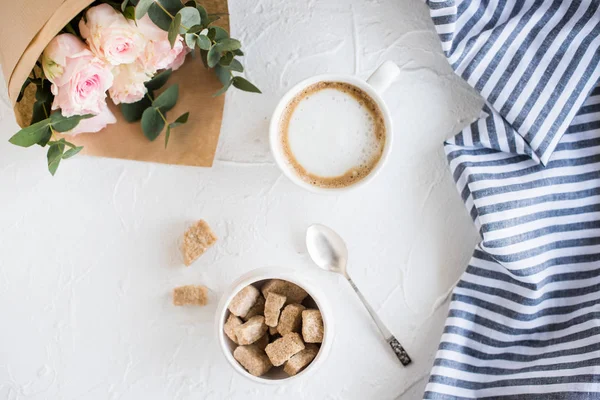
left=65, top=104, right=117, bottom=135
left=79, top=4, right=144, bottom=65
left=136, top=15, right=189, bottom=73
left=42, top=34, right=89, bottom=85
left=109, top=62, right=151, bottom=104
left=51, top=51, right=114, bottom=117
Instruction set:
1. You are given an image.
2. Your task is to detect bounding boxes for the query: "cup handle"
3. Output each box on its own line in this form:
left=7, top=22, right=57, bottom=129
left=366, top=61, right=401, bottom=94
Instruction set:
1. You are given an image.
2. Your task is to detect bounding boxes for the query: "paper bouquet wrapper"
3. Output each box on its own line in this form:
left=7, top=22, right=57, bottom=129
left=1, top=0, right=229, bottom=167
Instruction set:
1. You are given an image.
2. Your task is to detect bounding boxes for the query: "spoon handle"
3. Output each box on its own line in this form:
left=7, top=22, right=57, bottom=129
left=347, top=278, right=412, bottom=366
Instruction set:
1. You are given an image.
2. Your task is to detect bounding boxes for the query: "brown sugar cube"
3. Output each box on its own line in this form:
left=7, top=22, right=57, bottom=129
left=228, top=285, right=260, bottom=317
left=233, top=345, right=273, bottom=377
left=224, top=314, right=243, bottom=344
left=243, top=295, right=265, bottom=321
left=255, top=333, right=269, bottom=351
left=302, top=309, right=324, bottom=343
left=265, top=332, right=305, bottom=366
left=277, top=304, right=305, bottom=336
left=234, top=315, right=268, bottom=345
left=182, top=220, right=218, bottom=266
left=261, top=279, right=308, bottom=304
left=173, top=285, right=208, bottom=306
left=283, top=344, right=319, bottom=376
left=264, top=292, right=286, bottom=327
left=269, top=326, right=278, bottom=336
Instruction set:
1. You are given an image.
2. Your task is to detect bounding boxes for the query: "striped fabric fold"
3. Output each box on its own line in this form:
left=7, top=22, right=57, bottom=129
left=423, top=1, right=600, bottom=398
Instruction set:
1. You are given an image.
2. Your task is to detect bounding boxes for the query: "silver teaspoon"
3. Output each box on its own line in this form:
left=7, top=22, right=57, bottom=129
left=305, top=224, right=412, bottom=366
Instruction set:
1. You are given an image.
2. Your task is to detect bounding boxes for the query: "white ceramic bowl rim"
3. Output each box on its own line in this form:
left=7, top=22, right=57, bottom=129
left=215, top=267, right=333, bottom=384
left=269, top=74, right=394, bottom=194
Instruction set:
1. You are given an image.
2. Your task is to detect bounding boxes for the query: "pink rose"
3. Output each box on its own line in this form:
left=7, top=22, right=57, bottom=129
left=109, top=62, right=151, bottom=104
left=136, top=15, right=189, bottom=73
left=50, top=51, right=113, bottom=117
left=42, top=34, right=88, bottom=85
left=65, top=104, right=117, bottom=135
left=79, top=4, right=144, bottom=65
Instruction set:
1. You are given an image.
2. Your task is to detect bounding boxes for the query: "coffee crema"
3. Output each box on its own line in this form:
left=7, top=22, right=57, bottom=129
left=279, top=81, right=386, bottom=189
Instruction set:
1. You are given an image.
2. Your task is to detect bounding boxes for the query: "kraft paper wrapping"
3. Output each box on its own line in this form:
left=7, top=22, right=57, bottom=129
left=1, top=0, right=229, bottom=167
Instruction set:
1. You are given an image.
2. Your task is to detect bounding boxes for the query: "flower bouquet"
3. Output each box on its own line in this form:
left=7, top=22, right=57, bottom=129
left=4, top=0, right=259, bottom=174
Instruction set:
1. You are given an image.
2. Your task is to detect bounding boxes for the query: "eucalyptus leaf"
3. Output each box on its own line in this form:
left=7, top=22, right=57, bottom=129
left=168, top=13, right=181, bottom=48
left=47, top=143, right=64, bottom=176
left=123, top=5, right=136, bottom=20
left=152, top=84, right=179, bottom=112
left=187, top=24, right=202, bottom=33
left=196, top=34, right=211, bottom=50
left=17, top=78, right=31, bottom=103
left=197, top=5, right=208, bottom=26
left=184, top=0, right=196, bottom=6
left=141, top=107, right=165, bottom=141
left=171, top=111, right=190, bottom=127
left=62, top=146, right=83, bottom=159
left=121, top=95, right=152, bottom=122
left=121, top=0, right=129, bottom=12
left=177, top=7, right=201, bottom=33
left=233, top=49, right=244, bottom=56
left=227, top=58, right=244, bottom=72
left=135, top=0, right=153, bottom=19
left=215, top=38, right=241, bottom=52
left=214, top=65, right=230, bottom=86
left=213, top=79, right=232, bottom=97
left=207, top=45, right=221, bottom=68
left=51, top=113, right=94, bottom=133
left=209, top=26, right=228, bottom=40
left=218, top=52, right=233, bottom=67
left=37, top=128, right=52, bottom=147
left=31, top=101, right=49, bottom=125
left=232, top=76, right=261, bottom=93
left=148, top=0, right=183, bottom=30
left=145, top=69, right=172, bottom=91
left=206, top=15, right=220, bottom=25
left=9, top=119, right=51, bottom=147
left=200, top=49, right=208, bottom=68
left=185, top=33, right=197, bottom=49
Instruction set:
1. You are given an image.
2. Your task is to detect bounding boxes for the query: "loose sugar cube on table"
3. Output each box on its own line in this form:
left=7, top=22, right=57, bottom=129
left=284, top=344, right=319, bottom=376
left=302, top=309, right=324, bottom=343
left=243, top=294, right=265, bottom=321
left=172, top=285, right=208, bottom=306
left=182, top=220, right=217, bottom=266
left=228, top=285, right=260, bottom=317
left=224, top=314, right=243, bottom=344
left=234, top=345, right=273, bottom=377
left=265, top=332, right=305, bottom=366
left=261, top=279, right=308, bottom=304
left=264, top=292, right=286, bottom=327
left=234, top=315, right=268, bottom=345
left=277, top=303, right=305, bottom=335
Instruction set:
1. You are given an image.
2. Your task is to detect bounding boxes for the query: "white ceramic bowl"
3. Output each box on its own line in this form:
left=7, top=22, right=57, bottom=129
left=215, top=267, right=333, bottom=384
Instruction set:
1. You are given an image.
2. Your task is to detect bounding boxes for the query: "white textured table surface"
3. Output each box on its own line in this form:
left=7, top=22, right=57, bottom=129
left=0, top=1, right=483, bottom=399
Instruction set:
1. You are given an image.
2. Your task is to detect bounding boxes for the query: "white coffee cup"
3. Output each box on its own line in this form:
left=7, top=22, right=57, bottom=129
left=269, top=61, right=401, bottom=193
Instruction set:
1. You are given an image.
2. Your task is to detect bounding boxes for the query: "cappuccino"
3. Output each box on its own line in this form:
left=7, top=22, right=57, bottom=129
left=279, top=81, right=386, bottom=189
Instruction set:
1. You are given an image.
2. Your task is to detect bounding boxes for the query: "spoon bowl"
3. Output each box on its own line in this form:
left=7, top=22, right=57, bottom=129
left=306, top=224, right=349, bottom=277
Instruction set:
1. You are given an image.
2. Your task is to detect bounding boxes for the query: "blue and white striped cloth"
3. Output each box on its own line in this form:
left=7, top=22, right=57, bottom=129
left=423, top=1, right=600, bottom=398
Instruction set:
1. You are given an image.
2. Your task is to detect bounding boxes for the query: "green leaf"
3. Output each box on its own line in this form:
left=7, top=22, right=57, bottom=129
left=207, top=45, right=221, bottom=68
left=196, top=5, right=208, bottom=26
left=214, top=65, right=230, bottom=86
left=185, top=33, right=196, bottom=49
left=62, top=146, right=83, bottom=159
left=233, top=49, right=244, bottom=56
left=227, top=58, right=244, bottom=72
left=47, top=143, right=65, bottom=176
left=145, top=69, right=172, bottom=91
left=123, top=5, right=136, bottom=20
left=141, top=107, right=165, bottom=141
left=187, top=24, right=202, bottom=33
left=200, top=49, right=208, bottom=68
left=215, top=38, right=241, bottom=52
left=218, top=52, right=233, bottom=66
left=152, top=84, right=179, bottom=112
left=184, top=0, right=196, bottom=6
left=177, top=7, right=201, bottom=34
left=206, top=15, right=220, bottom=25
left=50, top=112, right=94, bottom=133
left=31, top=101, right=49, bottom=125
left=121, top=94, right=152, bottom=122
left=9, top=119, right=51, bottom=147
left=232, top=76, right=261, bottom=93
left=37, top=128, right=52, bottom=147
left=196, top=34, right=211, bottom=50
left=209, top=26, right=228, bottom=40
left=135, top=0, right=153, bottom=19
left=147, top=0, right=183, bottom=30
left=17, top=78, right=31, bottom=103
left=168, top=12, right=181, bottom=48
left=171, top=111, right=189, bottom=127
left=213, top=79, right=232, bottom=97
left=164, top=124, right=171, bottom=148
left=121, top=0, right=130, bottom=12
